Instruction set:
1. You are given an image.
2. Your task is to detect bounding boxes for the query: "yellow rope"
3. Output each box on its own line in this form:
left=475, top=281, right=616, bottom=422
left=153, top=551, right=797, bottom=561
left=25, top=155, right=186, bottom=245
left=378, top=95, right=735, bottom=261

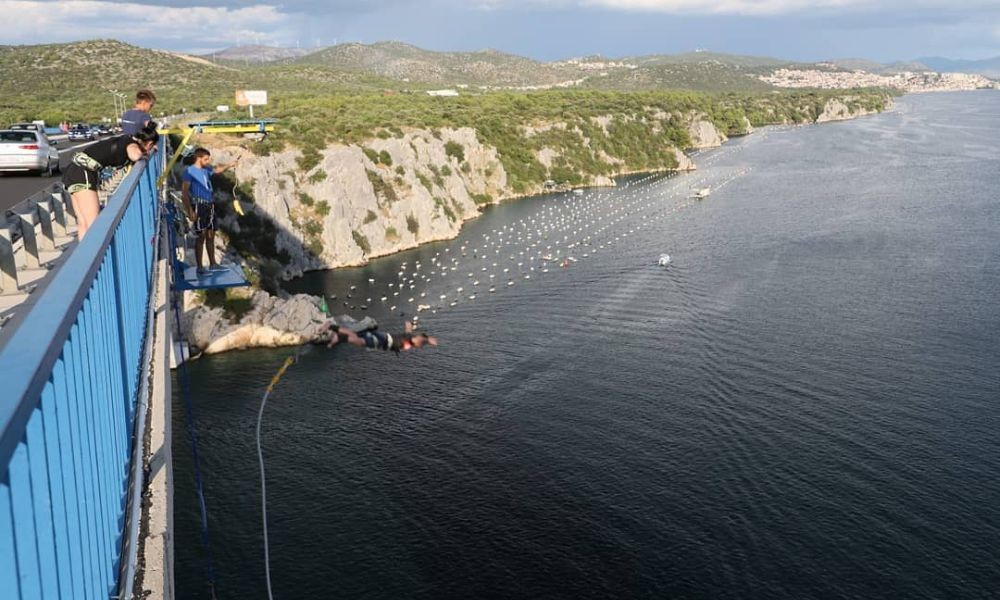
left=265, top=356, right=297, bottom=393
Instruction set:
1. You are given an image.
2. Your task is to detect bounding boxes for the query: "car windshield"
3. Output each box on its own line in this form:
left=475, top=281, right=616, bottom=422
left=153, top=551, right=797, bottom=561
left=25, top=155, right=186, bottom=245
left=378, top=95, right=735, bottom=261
left=0, top=131, right=38, bottom=143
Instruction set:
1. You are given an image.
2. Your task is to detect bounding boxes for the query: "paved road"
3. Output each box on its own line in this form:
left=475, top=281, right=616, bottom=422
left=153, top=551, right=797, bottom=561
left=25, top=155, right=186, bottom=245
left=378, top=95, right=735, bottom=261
left=0, top=139, right=101, bottom=213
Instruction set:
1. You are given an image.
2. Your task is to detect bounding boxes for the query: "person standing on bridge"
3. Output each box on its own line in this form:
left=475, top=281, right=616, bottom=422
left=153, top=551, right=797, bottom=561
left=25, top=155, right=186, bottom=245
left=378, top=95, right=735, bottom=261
left=120, top=90, right=156, bottom=136
left=62, top=122, right=159, bottom=240
left=181, top=147, right=239, bottom=275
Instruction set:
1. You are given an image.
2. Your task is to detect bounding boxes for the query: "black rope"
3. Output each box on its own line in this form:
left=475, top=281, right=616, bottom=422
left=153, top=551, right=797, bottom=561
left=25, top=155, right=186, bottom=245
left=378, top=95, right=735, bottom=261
left=166, top=201, right=219, bottom=599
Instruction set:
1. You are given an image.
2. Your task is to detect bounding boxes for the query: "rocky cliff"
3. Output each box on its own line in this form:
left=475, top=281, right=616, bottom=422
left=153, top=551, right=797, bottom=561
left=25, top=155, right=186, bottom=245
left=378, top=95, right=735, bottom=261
left=815, top=96, right=887, bottom=123
left=216, top=113, right=718, bottom=280
left=184, top=290, right=328, bottom=355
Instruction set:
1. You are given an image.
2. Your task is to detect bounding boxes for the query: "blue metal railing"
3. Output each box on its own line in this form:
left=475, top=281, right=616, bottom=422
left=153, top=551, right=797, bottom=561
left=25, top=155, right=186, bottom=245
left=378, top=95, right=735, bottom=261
left=0, top=148, right=162, bottom=599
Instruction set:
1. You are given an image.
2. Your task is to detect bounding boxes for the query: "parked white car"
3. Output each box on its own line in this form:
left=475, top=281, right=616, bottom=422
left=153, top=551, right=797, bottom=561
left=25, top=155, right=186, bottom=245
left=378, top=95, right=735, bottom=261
left=0, top=129, right=60, bottom=176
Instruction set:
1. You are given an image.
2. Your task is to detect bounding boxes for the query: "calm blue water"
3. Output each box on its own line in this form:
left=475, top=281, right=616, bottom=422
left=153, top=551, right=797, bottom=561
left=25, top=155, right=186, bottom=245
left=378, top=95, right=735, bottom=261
left=175, top=91, right=1000, bottom=599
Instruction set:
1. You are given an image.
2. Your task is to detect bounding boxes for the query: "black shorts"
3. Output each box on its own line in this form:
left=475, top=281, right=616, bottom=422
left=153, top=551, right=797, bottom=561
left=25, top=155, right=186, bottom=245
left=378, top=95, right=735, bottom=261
left=62, top=163, right=100, bottom=194
left=194, top=202, right=216, bottom=233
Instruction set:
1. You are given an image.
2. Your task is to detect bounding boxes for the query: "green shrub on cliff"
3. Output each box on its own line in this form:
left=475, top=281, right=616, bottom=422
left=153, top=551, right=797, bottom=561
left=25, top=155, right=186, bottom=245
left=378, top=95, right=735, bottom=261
left=434, top=197, right=457, bottom=221
left=445, top=141, right=465, bottom=163
left=366, top=169, right=399, bottom=204
left=352, top=230, right=371, bottom=254
left=407, top=214, right=419, bottom=235
left=417, top=172, right=434, bottom=193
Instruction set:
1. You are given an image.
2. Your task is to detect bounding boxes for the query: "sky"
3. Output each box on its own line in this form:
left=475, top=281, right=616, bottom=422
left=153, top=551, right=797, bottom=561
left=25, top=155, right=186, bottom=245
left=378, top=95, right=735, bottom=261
left=4, top=0, right=999, bottom=62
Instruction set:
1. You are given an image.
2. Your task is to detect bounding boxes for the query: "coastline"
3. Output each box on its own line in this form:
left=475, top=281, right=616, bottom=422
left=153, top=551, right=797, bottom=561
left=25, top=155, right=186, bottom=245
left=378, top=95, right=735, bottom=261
left=283, top=101, right=888, bottom=274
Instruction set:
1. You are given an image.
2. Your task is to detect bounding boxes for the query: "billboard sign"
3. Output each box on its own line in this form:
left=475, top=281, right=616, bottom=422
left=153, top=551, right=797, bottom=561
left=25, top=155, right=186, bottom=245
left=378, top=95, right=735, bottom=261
left=235, top=90, right=268, bottom=106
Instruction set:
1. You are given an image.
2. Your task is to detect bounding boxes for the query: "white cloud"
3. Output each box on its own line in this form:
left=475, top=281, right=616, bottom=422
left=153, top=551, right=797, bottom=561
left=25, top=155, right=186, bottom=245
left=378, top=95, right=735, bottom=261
left=582, top=0, right=855, bottom=16
left=468, top=0, right=1000, bottom=16
left=2, top=0, right=293, bottom=45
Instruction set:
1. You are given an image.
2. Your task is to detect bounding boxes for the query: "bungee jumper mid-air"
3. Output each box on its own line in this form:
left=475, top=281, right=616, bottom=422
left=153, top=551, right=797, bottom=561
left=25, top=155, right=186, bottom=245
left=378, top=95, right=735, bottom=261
left=321, top=319, right=438, bottom=353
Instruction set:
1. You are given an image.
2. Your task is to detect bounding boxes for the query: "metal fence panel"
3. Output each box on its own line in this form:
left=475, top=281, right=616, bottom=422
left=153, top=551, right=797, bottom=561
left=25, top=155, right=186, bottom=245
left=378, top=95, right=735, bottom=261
left=0, top=148, right=162, bottom=599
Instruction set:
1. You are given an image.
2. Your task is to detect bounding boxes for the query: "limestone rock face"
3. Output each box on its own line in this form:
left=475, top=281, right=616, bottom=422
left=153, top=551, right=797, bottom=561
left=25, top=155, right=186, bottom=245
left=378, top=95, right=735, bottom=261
left=184, top=291, right=329, bottom=354
left=227, top=127, right=507, bottom=278
left=816, top=97, right=885, bottom=123
left=686, top=114, right=727, bottom=148
left=672, top=148, right=696, bottom=171
left=220, top=120, right=709, bottom=279
left=816, top=98, right=853, bottom=123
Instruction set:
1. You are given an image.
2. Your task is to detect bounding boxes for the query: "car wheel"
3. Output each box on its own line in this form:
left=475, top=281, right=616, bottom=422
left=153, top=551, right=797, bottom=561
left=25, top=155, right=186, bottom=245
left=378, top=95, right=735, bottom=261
left=41, top=160, right=54, bottom=177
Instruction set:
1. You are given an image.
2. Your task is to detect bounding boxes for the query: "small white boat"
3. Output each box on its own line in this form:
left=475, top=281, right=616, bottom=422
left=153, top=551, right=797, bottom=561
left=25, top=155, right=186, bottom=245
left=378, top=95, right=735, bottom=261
left=658, top=254, right=671, bottom=267
left=692, top=187, right=711, bottom=199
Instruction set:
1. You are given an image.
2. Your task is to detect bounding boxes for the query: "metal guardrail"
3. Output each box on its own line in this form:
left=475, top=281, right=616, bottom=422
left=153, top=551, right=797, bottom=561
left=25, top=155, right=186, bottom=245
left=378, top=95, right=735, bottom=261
left=0, top=185, right=76, bottom=297
left=0, top=144, right=163, bottom=599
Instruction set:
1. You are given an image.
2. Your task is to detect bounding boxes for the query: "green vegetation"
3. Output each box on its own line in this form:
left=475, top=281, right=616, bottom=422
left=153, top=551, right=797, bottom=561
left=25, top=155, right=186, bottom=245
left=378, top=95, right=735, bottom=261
left=297, top=148, right=322, bottom=172
left=471, top=193, right=493, bottom=205
left=289, top=208, right=325, bottom=258
left=298, top=192, right=314, bottom=206
left=217, top=208, right=291, bottom=294
left=444, top=141, right=465, bottom=162
left=352, top=230, right=371, bottom=254
left=378, top=150, right=393, bottom=166
left=308, top=169, right=327, bottom=184
left=363, top=148, right=379, bottom=163
left=266, top=88, right=890, bottom=194
left=366, top=169, right=399, bottom=204
left=201, top=288, right=255, bottom=321
left=417, top=172, right=434, bottom=193
left=434, top=197, right=456, bottom=222
left=385, top=226, right=400, bottom=241
left=406, top=214, right=419, bottom=235
left=364, top=209, right=378, bottom=224
left=315, top=200, right=331, bottom=217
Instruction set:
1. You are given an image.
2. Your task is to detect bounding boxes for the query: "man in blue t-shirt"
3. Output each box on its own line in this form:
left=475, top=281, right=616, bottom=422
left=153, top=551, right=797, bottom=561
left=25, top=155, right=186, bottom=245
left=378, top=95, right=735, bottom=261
left=181, top=147, right=239, bottom=274
left=120, top=89, right=156, bottom=136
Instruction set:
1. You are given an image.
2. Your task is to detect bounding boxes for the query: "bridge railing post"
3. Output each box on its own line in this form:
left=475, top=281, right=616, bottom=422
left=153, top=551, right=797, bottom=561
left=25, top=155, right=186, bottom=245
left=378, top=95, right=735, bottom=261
left=49, top=190, right=68, bottom=238
left=0, top=225, right=18, bottom=294
left=16, top=210, right=41, bottom=269
left=36, top=201, right=57, bottom=252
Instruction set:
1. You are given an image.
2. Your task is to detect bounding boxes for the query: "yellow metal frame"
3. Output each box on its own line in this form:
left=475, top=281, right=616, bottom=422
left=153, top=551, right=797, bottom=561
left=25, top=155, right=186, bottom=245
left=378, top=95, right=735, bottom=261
left=156, top=127, right=197, bottom=188
left=155, top=120, right=276, bottom=188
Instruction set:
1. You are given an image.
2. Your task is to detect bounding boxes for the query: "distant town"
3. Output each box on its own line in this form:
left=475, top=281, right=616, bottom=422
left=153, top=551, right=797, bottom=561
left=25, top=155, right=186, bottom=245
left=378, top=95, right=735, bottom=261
left=762, top=68, right=997, bottom=92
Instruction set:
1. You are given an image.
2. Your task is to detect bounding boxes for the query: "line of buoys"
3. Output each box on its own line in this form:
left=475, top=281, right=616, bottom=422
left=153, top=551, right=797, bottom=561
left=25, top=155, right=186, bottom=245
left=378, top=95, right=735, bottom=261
left=348, top=159, right=753, bottom=324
